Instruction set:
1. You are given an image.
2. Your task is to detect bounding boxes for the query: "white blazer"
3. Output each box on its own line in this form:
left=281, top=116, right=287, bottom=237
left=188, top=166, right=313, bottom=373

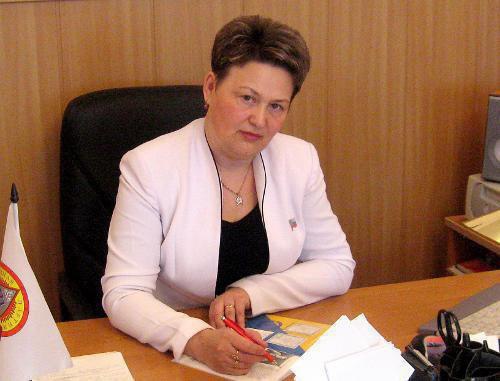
left=102, top=118, right=355, bottom=359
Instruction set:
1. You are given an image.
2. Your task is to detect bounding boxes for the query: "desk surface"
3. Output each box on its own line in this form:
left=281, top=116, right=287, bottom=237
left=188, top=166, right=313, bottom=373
left=57, top=271, right=500, bottom=381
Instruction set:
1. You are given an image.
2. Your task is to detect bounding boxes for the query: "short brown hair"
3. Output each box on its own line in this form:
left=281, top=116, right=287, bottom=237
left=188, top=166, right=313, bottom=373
left=211, top=15, right=310, bottom=99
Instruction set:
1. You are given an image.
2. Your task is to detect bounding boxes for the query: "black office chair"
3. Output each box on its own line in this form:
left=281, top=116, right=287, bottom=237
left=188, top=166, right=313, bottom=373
left=59, top=86, right=206, bottom=320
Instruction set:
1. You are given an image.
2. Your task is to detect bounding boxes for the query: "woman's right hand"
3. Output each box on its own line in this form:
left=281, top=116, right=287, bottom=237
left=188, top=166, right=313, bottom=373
left=183, top=328, right=268, bottom=375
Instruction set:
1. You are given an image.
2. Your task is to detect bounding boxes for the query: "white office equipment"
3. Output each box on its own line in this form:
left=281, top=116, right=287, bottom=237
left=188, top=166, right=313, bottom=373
left=465, top=173, right=500, bottom=219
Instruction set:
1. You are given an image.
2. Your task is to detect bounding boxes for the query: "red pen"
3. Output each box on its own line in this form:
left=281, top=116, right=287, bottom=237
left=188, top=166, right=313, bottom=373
left=221, top=315, right=276, bottom=364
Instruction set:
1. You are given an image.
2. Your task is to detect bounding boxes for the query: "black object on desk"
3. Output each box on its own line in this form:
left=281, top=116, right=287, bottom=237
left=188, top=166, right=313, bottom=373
left=437, top=310, right=500, bottom=380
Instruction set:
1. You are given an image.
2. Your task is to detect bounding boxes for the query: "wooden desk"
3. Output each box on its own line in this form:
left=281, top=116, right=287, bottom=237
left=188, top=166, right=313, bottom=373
left=57, top=271, right=500, bottom=381
left=445, top=215, right=500, bottom=268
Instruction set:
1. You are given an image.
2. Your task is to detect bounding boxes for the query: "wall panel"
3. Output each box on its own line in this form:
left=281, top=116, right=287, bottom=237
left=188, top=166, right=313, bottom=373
left=327, top=0, right=407, bottom=286
left=154, top=0, right=242, bottom=85
left=59, top=0, right=156, bottom=105
left=0, top=1, right=63, bottom=315
left=403, top=0, right=482, bottom=281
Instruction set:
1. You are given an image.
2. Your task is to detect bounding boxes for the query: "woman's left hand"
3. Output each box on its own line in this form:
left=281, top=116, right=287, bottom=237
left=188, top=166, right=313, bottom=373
left=209, top=287, right=251, bottom=329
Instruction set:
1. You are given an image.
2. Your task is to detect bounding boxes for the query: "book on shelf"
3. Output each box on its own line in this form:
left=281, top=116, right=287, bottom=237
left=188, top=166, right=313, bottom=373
left=455, top=258, right=497, bottom=273
left=447, top=254, right=499, bottom=275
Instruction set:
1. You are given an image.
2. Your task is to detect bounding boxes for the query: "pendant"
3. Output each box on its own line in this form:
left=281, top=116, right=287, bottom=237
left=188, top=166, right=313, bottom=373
left=235, top=195, right=243, bottom=206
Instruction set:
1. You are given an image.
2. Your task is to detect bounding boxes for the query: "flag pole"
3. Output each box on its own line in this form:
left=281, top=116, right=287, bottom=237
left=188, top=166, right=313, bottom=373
left=10, top=183, right=19, bottom=233
left=10, top=183, right=19, bottom=203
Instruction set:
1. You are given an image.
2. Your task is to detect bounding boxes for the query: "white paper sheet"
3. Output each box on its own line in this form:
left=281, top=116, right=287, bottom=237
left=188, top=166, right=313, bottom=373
left=291, top=314, right=414, bottom=381
left=469, top=332, right=499, bottom=352
left=33, top=352, right=134, bottom=381
left=174, top=354, right=297, bottom=381
left=325, top=342, right=414, bottom=381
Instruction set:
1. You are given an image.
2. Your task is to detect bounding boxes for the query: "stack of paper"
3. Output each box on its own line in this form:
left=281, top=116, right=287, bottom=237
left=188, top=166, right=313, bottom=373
left=463, top=209, right=500, bottom=243
left=291, top=314, right=414, bottom=381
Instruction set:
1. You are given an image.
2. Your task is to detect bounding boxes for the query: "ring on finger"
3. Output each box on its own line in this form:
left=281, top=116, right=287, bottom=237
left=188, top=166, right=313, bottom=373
left=225, top=304, right=234, bottom=309
left=231, top=349, right=240, bottom=363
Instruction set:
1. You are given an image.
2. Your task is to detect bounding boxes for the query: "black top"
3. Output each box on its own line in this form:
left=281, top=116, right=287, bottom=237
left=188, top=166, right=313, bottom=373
left=215, top=205, right=270, bottom=295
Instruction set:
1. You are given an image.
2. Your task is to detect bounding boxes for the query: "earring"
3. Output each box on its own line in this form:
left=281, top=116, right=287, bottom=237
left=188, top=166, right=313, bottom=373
left=204, top=102, right=209, bottom=110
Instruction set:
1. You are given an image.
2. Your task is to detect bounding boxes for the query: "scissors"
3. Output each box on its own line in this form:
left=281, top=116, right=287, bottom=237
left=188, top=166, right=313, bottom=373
left=437, top=309, right=462, bottom=347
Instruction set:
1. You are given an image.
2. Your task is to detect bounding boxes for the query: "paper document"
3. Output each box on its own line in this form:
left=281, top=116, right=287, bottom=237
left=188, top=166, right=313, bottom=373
left=459, top=300, right=500, bottom=336
left=463, top=209, right=500, bottom=243
left=291, top=314, right=414, bottom=381
left=174, top=314, right=413, bottom=380
left=419, top=284, right=500, bottom=335
left=33, top=352, right=134, bottom=381
left=174, top=314, right=329, bottom=380
left=174, top=354, right=297, bottom=381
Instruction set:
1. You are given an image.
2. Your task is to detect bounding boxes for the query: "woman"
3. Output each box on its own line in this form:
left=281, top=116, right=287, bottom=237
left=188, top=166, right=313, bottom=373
left=102, top=15, right=355, bottom=375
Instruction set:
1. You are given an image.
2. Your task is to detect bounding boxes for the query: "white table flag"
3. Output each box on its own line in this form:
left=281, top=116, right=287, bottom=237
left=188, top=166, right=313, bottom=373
left=0, top=187, right=73, bottom=381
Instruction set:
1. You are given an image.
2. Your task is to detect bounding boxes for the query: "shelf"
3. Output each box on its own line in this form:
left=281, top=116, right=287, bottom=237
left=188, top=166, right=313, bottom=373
left=445, top=215, right=500, bottom=255
left=444, top=215, right=500, bottom=274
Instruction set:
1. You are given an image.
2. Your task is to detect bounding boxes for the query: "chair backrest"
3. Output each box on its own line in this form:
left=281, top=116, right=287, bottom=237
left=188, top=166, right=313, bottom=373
left=60, top=86, right=205, bottom=319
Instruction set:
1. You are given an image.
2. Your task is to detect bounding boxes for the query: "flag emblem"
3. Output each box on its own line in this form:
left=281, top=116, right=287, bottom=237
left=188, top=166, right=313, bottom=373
left=1, top=185, right=73, bottom=380
left=0, top=261, right=29, bottom=337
